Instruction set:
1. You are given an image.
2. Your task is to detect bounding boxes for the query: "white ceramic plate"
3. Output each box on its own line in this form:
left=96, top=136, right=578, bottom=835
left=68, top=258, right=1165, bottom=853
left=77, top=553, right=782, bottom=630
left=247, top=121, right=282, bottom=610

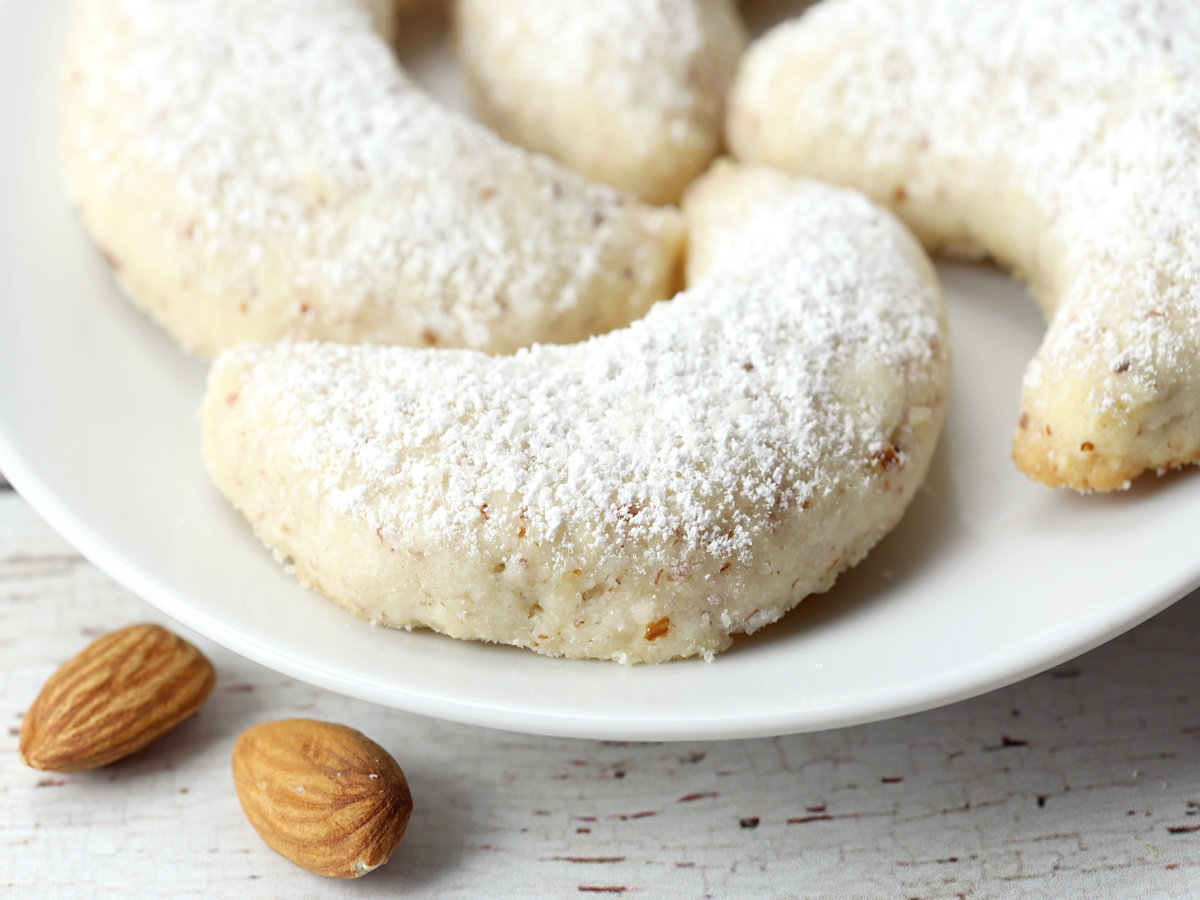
left=3, top=1, right=1198, bottom=742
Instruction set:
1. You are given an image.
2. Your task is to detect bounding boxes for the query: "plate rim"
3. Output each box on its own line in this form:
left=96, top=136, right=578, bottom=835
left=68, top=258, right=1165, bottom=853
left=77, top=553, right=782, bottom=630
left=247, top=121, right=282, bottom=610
left=3, top=431, right=1197, bottom=742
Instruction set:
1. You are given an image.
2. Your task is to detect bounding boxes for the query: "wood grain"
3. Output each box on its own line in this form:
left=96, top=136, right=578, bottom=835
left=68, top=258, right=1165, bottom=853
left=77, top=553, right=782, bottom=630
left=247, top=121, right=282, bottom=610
left=3, top=491, right=1199, bottom=896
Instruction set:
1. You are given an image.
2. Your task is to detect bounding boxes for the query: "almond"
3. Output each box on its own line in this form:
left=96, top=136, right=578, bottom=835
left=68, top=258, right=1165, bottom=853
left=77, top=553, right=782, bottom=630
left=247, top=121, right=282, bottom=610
left=19, top=623, right=216, bottom=772
left=231, top=718, right=413, bottom=879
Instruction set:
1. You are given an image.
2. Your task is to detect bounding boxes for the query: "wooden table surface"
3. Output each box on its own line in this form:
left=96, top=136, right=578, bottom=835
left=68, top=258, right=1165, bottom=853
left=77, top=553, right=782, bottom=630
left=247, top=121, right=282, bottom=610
left=2, top=475, right=1198, bottom=898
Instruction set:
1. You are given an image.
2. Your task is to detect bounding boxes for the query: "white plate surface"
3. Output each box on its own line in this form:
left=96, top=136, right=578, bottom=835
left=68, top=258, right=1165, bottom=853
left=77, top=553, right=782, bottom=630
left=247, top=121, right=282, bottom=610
left=2, top=1, right=1198, bottom=741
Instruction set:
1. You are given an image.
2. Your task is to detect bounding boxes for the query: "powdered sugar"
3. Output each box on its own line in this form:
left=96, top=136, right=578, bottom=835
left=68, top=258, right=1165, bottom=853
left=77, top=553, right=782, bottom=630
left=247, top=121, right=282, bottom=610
left=461, top=0, right=715, bottom=146
left=452, top=0, right=746, bottom=204
left=63, top=0, right=681, bottom=354
left=734, top=0, right=1200, bottom=487
left=215, top=179, right=944, bottom=574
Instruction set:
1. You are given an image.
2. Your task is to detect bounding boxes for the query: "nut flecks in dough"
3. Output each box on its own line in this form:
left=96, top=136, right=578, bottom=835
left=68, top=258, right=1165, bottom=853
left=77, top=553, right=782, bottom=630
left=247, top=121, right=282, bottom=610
left=730, top=0, right=1200, bottom=492
left=61, top=0, right=683, bottom=356
left=201, top=164, right=950, bottom=664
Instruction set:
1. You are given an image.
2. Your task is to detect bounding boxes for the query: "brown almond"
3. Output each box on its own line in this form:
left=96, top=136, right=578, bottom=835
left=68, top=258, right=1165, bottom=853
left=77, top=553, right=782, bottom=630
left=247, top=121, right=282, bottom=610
left=19, top=623, right=216, bottom=772
left=232, top=718, right=413, bottom=879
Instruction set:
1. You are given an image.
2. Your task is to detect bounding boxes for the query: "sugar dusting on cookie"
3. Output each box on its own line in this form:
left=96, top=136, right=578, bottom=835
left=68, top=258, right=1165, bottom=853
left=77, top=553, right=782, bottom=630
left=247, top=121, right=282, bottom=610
left=62, top=0, right=682, bottom=354
left=212, top=180, right=942, bottom=574
left=732, top=0, right=1200, bottom=490
left=462, top=0, right=712, bottom=144
left=454, top=0, right=747, bottom=203
left=202, top=168, right=949, bottom=660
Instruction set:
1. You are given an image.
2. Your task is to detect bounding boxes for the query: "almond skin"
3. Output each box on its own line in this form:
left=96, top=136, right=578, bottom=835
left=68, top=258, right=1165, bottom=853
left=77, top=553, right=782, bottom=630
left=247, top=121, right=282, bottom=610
left=19, top=623, right=216, bottom=772
left=232, top=718, right=413, bottom=879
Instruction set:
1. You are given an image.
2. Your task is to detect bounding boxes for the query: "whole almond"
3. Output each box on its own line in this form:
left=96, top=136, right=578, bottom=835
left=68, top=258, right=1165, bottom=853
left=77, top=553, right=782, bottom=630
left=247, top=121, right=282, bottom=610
left=19, top=623, right=216, bottom=772
left=232, top=718, right=413, bottom=879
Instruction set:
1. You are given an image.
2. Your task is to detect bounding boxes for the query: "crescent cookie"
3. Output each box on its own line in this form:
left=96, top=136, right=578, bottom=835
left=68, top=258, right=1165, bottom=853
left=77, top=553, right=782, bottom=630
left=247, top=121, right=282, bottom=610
left=453, top=0, right=747, bottom=204
left=729, top=0, right=1200, bottom=491
left=61, top=0, right=683, bottom=356
left=201, top=163, right=950, bottom=664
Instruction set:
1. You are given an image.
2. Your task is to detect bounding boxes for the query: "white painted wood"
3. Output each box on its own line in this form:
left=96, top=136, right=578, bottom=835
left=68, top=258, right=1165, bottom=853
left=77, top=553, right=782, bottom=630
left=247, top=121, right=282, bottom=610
left=2, top=489, right=1199, bottom=896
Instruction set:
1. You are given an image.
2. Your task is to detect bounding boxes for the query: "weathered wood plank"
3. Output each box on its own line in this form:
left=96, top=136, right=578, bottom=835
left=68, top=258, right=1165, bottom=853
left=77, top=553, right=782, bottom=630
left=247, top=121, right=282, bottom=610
left=3, top=492, right=1199, bottom=896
